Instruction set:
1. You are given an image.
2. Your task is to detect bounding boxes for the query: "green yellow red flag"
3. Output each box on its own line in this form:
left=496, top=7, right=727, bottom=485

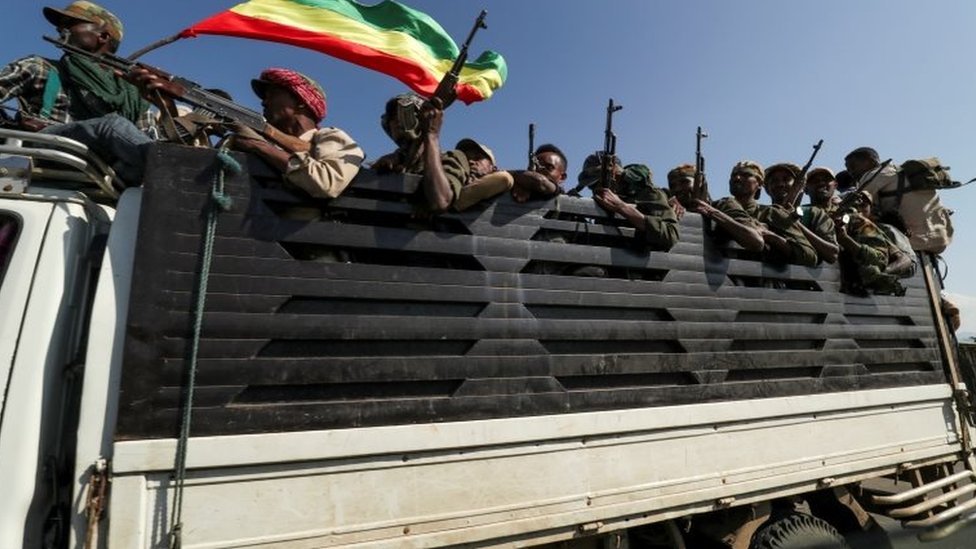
left=180, top=0, right=507, bottom=104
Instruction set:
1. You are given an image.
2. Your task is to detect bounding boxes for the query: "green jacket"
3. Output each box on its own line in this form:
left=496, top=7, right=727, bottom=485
left=614, top=164, right=679, bottom=251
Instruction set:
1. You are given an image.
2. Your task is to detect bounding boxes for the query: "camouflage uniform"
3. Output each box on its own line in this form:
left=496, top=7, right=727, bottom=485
left=838, top=211, right=904, bottom=296
left=799, top=205, right=838, bottom=246
left=823, top=196, right=903, bottom=295
left=713, top=197, right=817, bottom=266
left=614, top=164, right=680, bottom=251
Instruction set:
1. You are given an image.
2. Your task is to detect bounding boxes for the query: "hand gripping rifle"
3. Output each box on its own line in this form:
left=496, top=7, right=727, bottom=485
left=694, top=126, right=709, bottom=201
left=43, top=35, right=310, bottom=153
left=785, top=138, right=824, bottom=208
left=428, top=10, right=488, bottom=109
left=834, top=158, right=894, bottom=225
left=567, top=98, right=622, bottom=197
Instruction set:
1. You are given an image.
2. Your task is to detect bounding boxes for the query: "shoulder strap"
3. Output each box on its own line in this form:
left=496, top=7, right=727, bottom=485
left=894, top=170, right=908, bottom=210
left=40, top=60, right=62, bottom=119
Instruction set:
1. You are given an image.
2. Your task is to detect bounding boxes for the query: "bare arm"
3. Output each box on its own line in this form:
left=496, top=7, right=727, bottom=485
left=419, top=100, right=455, bottom=212
left=509, top=170, right=559, bottom=196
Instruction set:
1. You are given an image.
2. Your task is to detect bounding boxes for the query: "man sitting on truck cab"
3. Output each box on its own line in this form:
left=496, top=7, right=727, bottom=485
left=227, top=68, right=365, bottom=200
left=0, top=2, right=153, bottom=184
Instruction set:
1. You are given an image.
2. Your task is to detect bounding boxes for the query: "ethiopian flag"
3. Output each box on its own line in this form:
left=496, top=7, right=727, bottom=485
left=180, top=0, right=507, bottom=104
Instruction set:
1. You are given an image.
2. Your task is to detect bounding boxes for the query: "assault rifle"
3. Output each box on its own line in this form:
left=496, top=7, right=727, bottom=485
left=694, top=126, right=708, bottom=201
left=834, top=158, right=893, bottom=222
left=567, top=98, right=622, bottom=197
left=785, top=138, right=824, bottom=208
left=527, top=123, right=537, bottom=170
left=598, top=98, right=622, bottom=192
left=43, top=35, right=310, bottom=153
left=428, top=10, right=488, bottom=109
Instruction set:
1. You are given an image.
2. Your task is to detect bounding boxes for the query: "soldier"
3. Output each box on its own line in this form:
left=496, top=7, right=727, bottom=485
left=228, top=68, right=364, bottom=199
left=665, top=163, right=698, bottom=219
left=844, top=146, right=953, bottom=253
left=0, top=2, right=153, bottom=183
left=376, top=95, right=561, bottom=212
left=582, top=153, right=679, bottom=252
left=511, top=143, right=567, bottom=202
left=767, top=163, right=838, bottom=264
left=700, top=161, right=816, bottom=265
left=373, top=94, right=473, bottom=212
left=834, top=190, right=905, bottom=296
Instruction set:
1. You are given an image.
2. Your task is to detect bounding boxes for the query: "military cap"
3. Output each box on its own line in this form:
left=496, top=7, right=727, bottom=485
left=252, top=68, right=327, bottom=122
left=806, top=167, right=835, bottom=183
left=731, top=160, right=764, bottom=183
left=667, top=163, right=696, bottom=184
left=44, top=1, right=123, bottom=42
left=455, top=138, right=496, bottom=167
left=764, top=162, right=802, bottom=182
left=844, top=146, right=880, bottom=164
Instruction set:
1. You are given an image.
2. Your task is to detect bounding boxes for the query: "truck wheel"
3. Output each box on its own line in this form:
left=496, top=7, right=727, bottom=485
left=750, top=513, right=850, bottom=549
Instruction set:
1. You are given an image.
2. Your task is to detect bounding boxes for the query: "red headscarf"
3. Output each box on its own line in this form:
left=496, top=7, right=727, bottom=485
left=251, top=68, right=327, bottom=122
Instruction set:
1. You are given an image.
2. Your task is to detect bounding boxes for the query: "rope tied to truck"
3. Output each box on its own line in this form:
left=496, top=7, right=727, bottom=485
left=168, top=149, right=238, bottom=549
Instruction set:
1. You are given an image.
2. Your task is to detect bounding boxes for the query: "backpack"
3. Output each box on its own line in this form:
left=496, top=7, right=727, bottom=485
left=896, top=158, right=960, bottom=193
left=873, top=158, right=962, bottom=254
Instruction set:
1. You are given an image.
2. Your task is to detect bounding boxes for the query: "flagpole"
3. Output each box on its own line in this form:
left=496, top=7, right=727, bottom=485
left=126, top=32, right=185, bottom=60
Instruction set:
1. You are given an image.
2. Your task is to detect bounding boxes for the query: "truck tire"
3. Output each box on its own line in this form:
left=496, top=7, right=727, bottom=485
left=750, top=512, right=850, bottom=549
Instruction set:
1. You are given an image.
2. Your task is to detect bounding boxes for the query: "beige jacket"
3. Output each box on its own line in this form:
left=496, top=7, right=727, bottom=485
left=860, top=163, right=953, bottom=254
left=285, top=127, right=365, bottom=199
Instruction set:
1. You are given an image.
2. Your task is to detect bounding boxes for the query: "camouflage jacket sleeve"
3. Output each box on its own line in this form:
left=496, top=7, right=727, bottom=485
left=633, top=186, right=680, bottom=251
left=761, top=204, right=818, bottom=266
left=713, top=197, right=761, bottom=228
left=847, top=215, right=888, bottom=266
left=803, top=206, right=838, bottom=245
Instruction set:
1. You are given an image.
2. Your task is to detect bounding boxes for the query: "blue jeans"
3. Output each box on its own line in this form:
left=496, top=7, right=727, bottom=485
left=42, top=113, right=153, bottom=184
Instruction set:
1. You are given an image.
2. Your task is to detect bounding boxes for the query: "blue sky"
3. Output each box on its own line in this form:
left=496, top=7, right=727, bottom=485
left=4, top=0, right=976, bottom=330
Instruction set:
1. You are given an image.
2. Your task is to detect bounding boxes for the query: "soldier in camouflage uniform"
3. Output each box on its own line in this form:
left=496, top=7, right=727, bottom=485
left=834, top=191, right=905, bottom=296
left=766, top=163, right=838, bottom=264
left=702, top=161, right=817, bottom=266
left=583, top=152, right=679, bottom=251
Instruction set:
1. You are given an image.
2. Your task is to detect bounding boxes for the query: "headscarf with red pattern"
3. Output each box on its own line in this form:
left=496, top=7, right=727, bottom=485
left=250, top=68, right=327, bottom=122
